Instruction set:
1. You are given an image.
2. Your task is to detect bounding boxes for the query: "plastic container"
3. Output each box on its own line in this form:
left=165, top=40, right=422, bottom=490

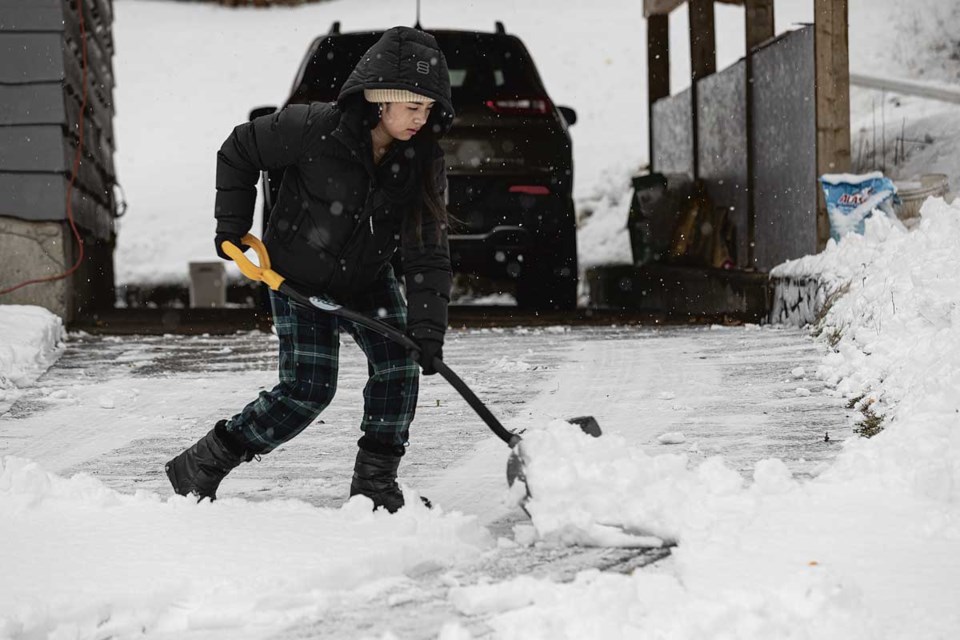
left=894, top=173, right=950, bottom=228
left=189, top=261, right=226, bottom=308
left=626, top=172, right=694, bottom=265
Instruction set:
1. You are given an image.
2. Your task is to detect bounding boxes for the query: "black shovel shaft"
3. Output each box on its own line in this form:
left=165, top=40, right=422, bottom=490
left=277, top=282, right=521, bottom=448
left=432, top=359, right=522, bottom=448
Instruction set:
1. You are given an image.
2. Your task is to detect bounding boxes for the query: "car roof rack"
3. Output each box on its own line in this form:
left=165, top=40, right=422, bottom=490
left=495, top=21, right=506, bottom=34
left=329, top=21, right=341, bottom=35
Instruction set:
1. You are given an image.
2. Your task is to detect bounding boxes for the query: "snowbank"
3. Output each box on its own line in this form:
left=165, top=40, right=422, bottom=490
left=779, top=197, right=960, bottom=498
left=0, top=456, right=490, bottom=638
left=575, top=165, right=635, bottom=272
left=0, top=305, right=64, bottom=414
left=460, top=197, right=960, bottom=638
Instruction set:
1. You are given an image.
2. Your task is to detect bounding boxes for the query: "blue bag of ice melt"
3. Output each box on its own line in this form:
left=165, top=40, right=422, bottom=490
left=819, top=172, right=898, bottom=241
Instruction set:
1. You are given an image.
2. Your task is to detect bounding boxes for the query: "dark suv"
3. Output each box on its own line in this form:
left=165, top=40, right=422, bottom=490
left=250, top=22, right=579, bottom=310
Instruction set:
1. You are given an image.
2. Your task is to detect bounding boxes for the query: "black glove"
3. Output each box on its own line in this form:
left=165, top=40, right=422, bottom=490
left=410, top=338, right=443, bottom=376
left=215, top=233, right=248, bottom=261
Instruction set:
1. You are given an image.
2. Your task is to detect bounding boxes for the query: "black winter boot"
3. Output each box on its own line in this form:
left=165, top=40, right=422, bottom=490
left=349, top=438, right=432, bottom=512
left=165, top=420, right=249, bottom=501
left=350, top=446, right=406, bottom=513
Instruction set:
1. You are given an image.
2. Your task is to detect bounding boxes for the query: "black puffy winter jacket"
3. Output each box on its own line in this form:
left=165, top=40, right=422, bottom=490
left=214, top=27, right=455, bottom=344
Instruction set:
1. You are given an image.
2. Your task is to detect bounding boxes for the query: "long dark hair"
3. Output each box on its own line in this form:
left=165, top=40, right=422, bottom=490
left=410, top=128, right=449, bottom=247
left=360, top=99, right=453, bottom=246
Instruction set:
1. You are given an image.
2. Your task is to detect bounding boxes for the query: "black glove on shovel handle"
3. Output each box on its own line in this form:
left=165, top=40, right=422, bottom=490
left=220, top=234, right=601, bottom=492
left=410, top=339, right=443, bottom=375
left=215, top=233, right=249, bottom=261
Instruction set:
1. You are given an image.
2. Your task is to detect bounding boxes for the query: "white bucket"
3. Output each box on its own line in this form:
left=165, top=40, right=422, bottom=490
left=895, top=173, right=950, bottom=228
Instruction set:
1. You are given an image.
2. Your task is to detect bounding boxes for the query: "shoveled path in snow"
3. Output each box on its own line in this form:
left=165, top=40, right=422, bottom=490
left=1, top=322, right=849, bottom=637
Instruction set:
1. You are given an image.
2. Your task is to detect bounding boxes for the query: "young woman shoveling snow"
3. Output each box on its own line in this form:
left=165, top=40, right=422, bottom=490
left=166, top=26, right=454, bottom=513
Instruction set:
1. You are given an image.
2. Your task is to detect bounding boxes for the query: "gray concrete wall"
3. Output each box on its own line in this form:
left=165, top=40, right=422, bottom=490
left=769, top=274, right=831, bottom=326
left=651, top=89, right=694, bottom=177
left=696, top=60, right=750, bottom=267
left=750, top=27, right=818, bottom=271
left=0, top=217, right=73, bottom=317
left=0, top=215, right=114, bottom=322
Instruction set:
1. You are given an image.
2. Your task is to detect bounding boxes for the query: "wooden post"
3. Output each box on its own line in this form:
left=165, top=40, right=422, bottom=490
left=814, top=0, right=851, bottom=251
left=744, top=0, right=773, bottom=267
left=688, top=0, right=716, bottom=180
left=745, top=0, right=774, bottom=51
left=647, top=14, right=670, bottom=171
left=688, top=0, right=717, bottom=80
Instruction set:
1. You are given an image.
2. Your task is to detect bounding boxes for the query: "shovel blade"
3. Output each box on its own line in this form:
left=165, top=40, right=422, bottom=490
left=506, top=447, right=525, bottom=488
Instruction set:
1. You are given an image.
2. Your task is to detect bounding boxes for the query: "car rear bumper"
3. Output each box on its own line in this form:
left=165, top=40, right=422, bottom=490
left=449, top=225, right=534, bottom=279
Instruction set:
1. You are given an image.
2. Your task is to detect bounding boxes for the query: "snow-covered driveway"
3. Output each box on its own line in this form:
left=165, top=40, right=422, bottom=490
left=0, top=323, right=848, bottom=638
left=3, top=324, right=846, bottom=510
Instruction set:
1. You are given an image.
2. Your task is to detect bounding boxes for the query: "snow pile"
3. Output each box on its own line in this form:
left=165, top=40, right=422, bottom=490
left=0, top=305, right=64, bottom=414
left=516, top=421, right=741, bottom=547
left=450, top=570, right=878, bottom=640
left=461, top=196, right=960, bottom=637
left=782, top=197, right=960, bottom=499
left=575, top=165, right=635, bottom=271
left=0, top=306, right=63, bottom=389
left=770, top=208, right=902, bottom=287
left=0, top=457, right=490, bottom=638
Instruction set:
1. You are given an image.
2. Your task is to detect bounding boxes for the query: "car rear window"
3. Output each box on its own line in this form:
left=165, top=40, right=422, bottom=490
left=437, top=33, right=545, bottom=102
left=289, top=31, right=545, bottom=105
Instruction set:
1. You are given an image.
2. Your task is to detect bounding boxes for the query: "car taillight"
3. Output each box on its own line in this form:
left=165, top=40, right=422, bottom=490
left=509, top=185, right=551, bottom=195
left=484, top=97, right=553, bottom=116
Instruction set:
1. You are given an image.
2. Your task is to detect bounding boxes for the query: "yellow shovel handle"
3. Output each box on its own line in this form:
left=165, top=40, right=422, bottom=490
left=220, top=234, right=286, bottom=291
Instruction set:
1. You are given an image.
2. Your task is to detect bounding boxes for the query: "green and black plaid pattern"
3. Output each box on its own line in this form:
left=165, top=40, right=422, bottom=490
left=225, top=272, right=420, bottom=453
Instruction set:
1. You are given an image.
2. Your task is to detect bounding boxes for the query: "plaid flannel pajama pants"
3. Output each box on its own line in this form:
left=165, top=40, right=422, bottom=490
left=223, top=271, right=420, bottom=453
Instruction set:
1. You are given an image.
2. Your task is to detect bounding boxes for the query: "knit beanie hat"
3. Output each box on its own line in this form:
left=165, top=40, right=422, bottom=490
left=363, top=88, right=435, bottom=104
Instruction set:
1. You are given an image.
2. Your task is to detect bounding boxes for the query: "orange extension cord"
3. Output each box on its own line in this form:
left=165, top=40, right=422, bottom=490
left=0, top=0, right=89, bottom=296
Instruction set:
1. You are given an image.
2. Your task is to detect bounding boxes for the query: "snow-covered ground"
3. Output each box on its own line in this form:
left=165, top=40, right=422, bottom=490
left=2, top=316, right=851, bottom=638
left=3, top=0, right=960, bottom=637
left=5, top=193, right=960, bottom=636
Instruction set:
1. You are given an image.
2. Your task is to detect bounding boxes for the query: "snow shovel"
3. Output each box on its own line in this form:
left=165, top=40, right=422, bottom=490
left=222, top=234, right=601, bottom=493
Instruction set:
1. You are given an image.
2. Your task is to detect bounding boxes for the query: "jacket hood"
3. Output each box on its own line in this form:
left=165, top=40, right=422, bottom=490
left=337, top=26, right=455, bottom=137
